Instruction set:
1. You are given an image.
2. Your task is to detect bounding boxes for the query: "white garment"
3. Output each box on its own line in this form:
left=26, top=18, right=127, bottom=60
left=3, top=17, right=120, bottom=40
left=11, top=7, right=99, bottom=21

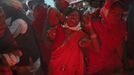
left=65, top=0, right=82, bottom=4
left=30, top=58, right=41, bottom=73
left=10, top=19, right=28, bottom=38
left=62, top=22, right=82, bottom=31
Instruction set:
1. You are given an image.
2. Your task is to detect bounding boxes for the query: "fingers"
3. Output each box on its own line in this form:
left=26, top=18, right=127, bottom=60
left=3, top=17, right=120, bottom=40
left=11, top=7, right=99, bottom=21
left=2, top=53, right=20, bottom=67
left=13, top=50, right=23, bottom=57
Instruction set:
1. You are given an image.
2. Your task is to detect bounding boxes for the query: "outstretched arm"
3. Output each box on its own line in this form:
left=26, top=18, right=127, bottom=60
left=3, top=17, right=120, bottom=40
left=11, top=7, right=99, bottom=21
left=82, top=14, right=101, bottom=51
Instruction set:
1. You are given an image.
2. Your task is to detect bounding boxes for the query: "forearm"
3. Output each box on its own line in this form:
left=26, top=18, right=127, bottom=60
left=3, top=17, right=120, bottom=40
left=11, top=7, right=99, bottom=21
left=84, top=22, right=100, bottom=51
left=90, top=34, right=100, bottom=51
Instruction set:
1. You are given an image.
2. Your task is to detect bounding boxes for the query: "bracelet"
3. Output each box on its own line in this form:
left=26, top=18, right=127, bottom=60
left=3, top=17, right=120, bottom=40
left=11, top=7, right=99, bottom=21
left=90, top=34, right=97, bottom=39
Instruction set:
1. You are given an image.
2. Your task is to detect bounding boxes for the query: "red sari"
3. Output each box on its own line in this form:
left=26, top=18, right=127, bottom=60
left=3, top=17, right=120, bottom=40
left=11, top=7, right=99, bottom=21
left=32, top=4, right=50, bottom=66
left=100, top=0, right=126, bottom=49
left=33, top=4, right=64, bottom=64
left=33, top=5, right=65, bottom=75
left=49, top=30, right=85, bottom=75
left=85, top=0, right=126, bottom=74
left=87, top=19, right=123, bottom=74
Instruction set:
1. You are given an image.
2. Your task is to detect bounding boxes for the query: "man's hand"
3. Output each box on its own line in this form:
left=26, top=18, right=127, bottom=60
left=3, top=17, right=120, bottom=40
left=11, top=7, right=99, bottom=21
left=1, top=50, right=22, bottom=67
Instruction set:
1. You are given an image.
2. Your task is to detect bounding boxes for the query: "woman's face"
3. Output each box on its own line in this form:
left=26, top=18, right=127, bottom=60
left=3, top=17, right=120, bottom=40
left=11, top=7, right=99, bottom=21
left=66, top=11, right=80, bottom=27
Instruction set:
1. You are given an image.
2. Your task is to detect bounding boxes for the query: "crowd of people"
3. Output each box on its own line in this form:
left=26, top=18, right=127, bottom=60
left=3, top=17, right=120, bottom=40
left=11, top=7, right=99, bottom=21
left=0, top=0, right=133, bottom=75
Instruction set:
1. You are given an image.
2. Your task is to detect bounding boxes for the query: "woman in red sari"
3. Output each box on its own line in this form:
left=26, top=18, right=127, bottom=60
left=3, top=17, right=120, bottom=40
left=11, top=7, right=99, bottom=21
left=48, top=8, right=87, bottom=75
left=100, top=0, right=127, bottom=70
left=84, top=0, right=127, bottom=74
left=33, top=2, right=66, bottom=74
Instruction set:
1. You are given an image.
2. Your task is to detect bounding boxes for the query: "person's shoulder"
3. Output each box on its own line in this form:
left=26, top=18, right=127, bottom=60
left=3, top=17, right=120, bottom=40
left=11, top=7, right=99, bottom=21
left=48, top=7, right=61, bottom=15
left=49, top=7, right=59, bottom=12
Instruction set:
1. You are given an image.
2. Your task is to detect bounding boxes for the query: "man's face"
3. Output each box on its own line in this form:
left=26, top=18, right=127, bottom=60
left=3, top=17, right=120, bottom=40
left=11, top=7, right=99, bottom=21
left=54, top=0, right=69, bottom=11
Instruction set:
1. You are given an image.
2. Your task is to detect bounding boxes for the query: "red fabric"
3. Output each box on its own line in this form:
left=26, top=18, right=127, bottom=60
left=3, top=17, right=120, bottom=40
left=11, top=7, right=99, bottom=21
left=48, top=8, right=64, bottom=26
left=86, top=20, right=123, bottom=74
left=0, top=66, right=12, bottom=75
left=49, top=31, right=85, bottom=75
left=85, top=0, right=126, bottom=74
left=32, top=5, right=50, bottom=64
left=100, top=0, right=126, bottom=49
left=51, top=25, right=65, bottom=50
left=47, top=8, right=65, bottom=50
left=33, top=5, right=65, bottom=67
left=47, top=27, right=57, bottom=41
left=101, top=0, right=126, bottom=60
left=79, top=36, right=91, bottom=48
left=0, top=13, right=6, bottom=38
left=33, top=5, right=47, bottom=42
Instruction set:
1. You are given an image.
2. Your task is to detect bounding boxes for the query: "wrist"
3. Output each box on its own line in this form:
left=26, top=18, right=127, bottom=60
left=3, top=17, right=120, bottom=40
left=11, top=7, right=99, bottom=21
left=90, top=34, right=97, bottom=39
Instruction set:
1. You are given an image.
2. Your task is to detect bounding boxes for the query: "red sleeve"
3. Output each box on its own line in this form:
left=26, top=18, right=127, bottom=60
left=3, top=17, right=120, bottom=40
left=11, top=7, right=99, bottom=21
left=32, top=5, right=47, bottom=41
left=48, top=8, right=65, bottom=26
left=83, top=13, right=94, bottom=34
left=47, top=27, right=56, bottom=41
left=51, top=25, right=65, bottom=50
left=48, top=8, right=58, bottom=26
left=79, top=36, right=92, bottom=48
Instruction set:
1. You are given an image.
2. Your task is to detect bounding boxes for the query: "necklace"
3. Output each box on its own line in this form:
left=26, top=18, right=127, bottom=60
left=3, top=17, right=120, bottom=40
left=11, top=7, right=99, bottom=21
left=62, top=22, right=82, bottom=31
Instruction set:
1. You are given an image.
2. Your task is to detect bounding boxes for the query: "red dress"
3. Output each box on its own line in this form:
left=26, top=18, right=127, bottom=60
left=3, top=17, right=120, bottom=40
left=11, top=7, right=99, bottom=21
left=32, top=4, right=50, bottom=65
left=33, top=5, right=65, bottom=75
left=0, top=66, right=12, bottom=75
left=85, top=0, right=126, bottom=74
left=100, top=0, right=126, bottom=49
left=49, top=30, right=85, bottom=75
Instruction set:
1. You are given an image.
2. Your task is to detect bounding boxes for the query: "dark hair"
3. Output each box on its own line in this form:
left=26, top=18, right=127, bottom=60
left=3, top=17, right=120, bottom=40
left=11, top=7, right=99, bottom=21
left=32, top=0, right=44, bottom=3
left=65, top=7, right=80, bottom=16
left=85, top=0, right=105, bottom=8
left=66, top=7, right=85, bottom=23
left=65, top=7, right=84, bottom=22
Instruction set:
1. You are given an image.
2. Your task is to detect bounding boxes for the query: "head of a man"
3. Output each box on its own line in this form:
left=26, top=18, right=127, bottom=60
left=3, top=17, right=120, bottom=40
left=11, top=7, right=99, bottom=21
left=54, top=0, right=69, bottom=13
left=85, top=0, right=105, bottom=8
